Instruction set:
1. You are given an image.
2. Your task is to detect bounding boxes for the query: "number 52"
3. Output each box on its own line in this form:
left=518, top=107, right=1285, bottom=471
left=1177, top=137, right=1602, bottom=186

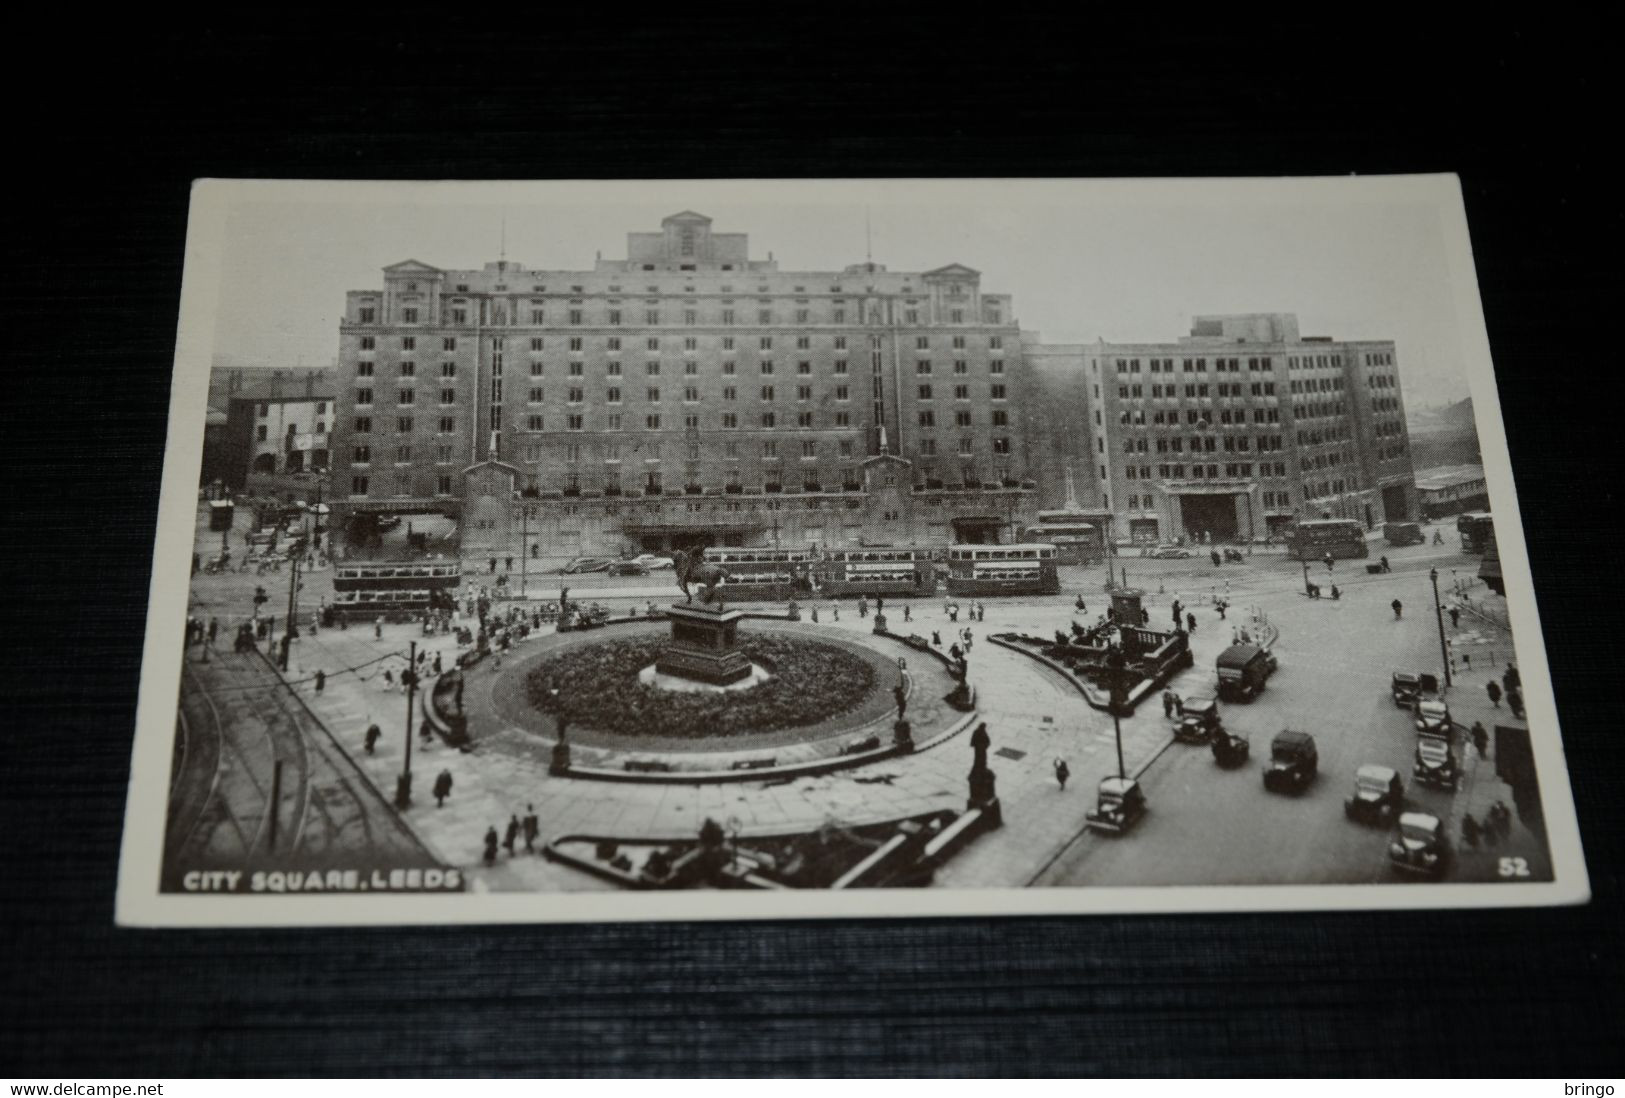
left=1498, top=856, right=1530, bottom=878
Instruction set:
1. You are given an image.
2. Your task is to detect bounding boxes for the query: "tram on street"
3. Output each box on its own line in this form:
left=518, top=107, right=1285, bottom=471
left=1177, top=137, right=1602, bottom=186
left=812, top=546, right=938, bottom=598
left=331, top=560, right=460, bottom=620
left=1285, top=518, right=1369, bottom=561
left=701, top=546, right=817, bottom=602
left=1457, top=511, right=1495, bottom=554
left=1025, top=510, right=1108, bottom=565
left=944, top=543, right=1060, bottom=597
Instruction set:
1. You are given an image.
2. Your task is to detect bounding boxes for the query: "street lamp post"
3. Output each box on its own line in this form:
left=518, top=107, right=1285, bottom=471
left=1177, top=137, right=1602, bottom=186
left=520, top=504, right=529, bottom=600
left=394, top=640, right=417, bottom=809
left=1109, top=647, right=1127, bottom=781
left=1430, top=567, right=1453, bottom=688
left=1300, top=558, right=1312, bottom=596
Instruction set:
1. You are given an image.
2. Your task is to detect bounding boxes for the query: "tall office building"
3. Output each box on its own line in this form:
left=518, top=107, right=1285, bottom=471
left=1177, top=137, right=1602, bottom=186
left=330, top=212, right=1037, bottom=560
left=1078, top=314, right=1416, bottom=544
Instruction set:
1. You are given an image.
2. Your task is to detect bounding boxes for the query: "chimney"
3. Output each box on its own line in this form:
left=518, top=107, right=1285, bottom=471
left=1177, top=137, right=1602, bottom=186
left=270, top=370, right=282, bottom=399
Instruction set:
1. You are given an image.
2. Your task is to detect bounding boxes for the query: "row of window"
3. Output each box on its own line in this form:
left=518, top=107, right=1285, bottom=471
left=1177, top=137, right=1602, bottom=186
left=1113, top=408, right=1283, bottom=427
left=1113, top=356, right=1277, bottom=374
left=1122, top=434, right=1287, bottom=456
left=356, top=305, right=1004, bottom=327
left=1117, top=382, right=1278, bottom=399
left=257, top=402, right=327, bottom=416
left=1290, top=376, right=1346, bottom=393
left=358, top=357, right=1008, bottom=381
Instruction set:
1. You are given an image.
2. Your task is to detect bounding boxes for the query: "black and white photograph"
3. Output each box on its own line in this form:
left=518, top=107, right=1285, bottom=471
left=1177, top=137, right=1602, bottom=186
left=115, top=176, right=1588, bottom=924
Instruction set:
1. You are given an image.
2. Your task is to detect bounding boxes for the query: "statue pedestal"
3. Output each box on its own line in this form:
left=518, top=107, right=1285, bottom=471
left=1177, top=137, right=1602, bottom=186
left=655, top=605, right=753, bottom=686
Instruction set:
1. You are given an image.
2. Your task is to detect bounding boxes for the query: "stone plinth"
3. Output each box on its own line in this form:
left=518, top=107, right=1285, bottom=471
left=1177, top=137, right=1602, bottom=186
left=1111, top=587, right=1146, bottom=624
left=655, top=605, right=753, bottom=686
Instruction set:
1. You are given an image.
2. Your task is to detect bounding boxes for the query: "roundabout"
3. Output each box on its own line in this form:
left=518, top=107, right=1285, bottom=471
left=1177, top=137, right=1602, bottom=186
left=465, top=615, right=974, bottom=778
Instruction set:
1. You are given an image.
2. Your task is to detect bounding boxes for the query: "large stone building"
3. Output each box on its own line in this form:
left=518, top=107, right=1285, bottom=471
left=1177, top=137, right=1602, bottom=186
left=331, top=212, right=1037, bottom=561
left=1071, top=314, right=1417, bottom=544
left=211, top=373, right=334, bottom=493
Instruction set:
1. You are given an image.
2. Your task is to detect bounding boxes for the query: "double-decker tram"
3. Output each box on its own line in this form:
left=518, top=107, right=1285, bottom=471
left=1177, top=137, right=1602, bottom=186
left=1457, top=511, right=1495, bottom=554
left=812, top=546, right=938, bottom=598
left=700, top=546, right=818, bottom=602
left=944, top=543, right=1060, bottom=597
left=1285, top=518, right=1369, bottom=561
left=332, top=560, right=460, bottom=619
left=1026, top=510, right=1107, bottom=565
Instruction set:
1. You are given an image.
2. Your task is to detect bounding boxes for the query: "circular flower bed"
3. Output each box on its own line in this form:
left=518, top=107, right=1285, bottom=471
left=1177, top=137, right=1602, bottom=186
left=525, top=635, right=878, bottom=739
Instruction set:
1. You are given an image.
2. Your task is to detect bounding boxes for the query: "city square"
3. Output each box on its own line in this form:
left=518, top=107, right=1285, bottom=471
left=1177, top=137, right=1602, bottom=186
left=145, top=190, right=1561, bottom=905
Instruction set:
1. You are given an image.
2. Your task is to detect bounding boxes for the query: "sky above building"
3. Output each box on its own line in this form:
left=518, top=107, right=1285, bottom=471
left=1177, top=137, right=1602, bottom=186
left=206, top=178, right=1484, bottom=409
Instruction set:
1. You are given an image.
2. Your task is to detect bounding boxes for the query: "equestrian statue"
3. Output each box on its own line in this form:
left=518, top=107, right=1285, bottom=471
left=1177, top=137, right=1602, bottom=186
left=670, top=550, right=730, bottom=608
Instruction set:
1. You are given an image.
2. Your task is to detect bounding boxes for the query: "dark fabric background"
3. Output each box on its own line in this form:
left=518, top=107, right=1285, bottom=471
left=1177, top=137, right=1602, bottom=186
left=3, top=21, right=1620, bottom=1077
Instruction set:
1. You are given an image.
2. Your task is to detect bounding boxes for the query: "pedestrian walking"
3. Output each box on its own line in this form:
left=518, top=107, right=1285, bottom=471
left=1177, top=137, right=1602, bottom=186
left=833, top=606, right=840, bottom=621
left=432, top=652, right=443, bottom=676
left=1487, top=680, right=1502, bottom=708
left=383, top=668, right=394, bottom=688
left=810, top=606, right=820, bottom=623
left=1507, top=685, right=1524, bottom=719
left=949, top=642, right=963, bottom=663
left=1380, top=555, right=1391, bottom=573
left=506, top=557, right=514, bottom=572
left=1471, top=720, right=1489, bottom=759
left=1053, top=758, right=1070, bottom=790
left=1392, top=598, right=1403, bottom=619
left=364, top=723, right=380, bottom=755
left=1217, top=601, right=1228, bottom=620
left=932, top=631, right=942, bottom=648
left=488, top=557, right=497, bottom=574
left=1432, top=529, right=1444, bottom=545
left=375, top=617, right=383, bottom=640
left=903, top=604, right=912, bottom=623
left=1461, top=813, right=1480, bottom=848
left=483, top=826, right=498, bottom=865
left=523, top=805, right=539, bottom=853
left=1449, top=606, right=1461, bottom=628
left=1186, top=612, right=1197, bottom=633
left=434, top=769, right=453, bottom=807
left=1162, top=689, right=1175, bottom=718
left=1462, top=652, right=1471, bottom=671
left=1324, top=553, right=1334, bottom=573
left=313, top=669, right=326, bottom=694
left=1211, top=549, right=1221, bottom=568
left=207, top=617, right=218, bottom=645
left=503, top=815, right=519, bottom=856
left=1503, top=664, right=1521, bottom=692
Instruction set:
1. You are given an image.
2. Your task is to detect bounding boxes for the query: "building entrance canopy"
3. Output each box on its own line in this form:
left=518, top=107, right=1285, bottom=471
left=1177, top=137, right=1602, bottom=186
left=1158, top=480, right=1259, bottom=495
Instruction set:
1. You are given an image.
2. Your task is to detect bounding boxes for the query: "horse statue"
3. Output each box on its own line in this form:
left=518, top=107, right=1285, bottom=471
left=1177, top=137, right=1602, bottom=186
left=670, top=550, right=730, bottom=608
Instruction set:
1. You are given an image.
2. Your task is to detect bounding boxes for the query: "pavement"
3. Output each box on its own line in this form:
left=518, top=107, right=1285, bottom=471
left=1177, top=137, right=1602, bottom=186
left=181, top=503, right=1552, bottom=891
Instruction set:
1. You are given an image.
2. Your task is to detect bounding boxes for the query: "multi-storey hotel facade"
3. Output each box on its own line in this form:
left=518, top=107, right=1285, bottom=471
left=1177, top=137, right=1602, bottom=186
left=330, top=212, right=1038, bottom=561
left=1082, top=314, right=1417, bottom=545
left=329, top=215, right=1416, bottom=561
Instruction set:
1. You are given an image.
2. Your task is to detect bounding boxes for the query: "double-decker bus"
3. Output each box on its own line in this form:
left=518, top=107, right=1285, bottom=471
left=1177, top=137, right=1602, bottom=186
left=701, top=546, right=818, bottom=602
left=1026, top=510, right=1107, bottom=565
left=945, top=543, right=1060, bottom=597
left=331, top=560, right=460, bottom=619
left=812, top=546, right=938, bottom=598
left=1285, top=518, right=1369, bottom=561
left=1458, top=511, right=1495, bottom=554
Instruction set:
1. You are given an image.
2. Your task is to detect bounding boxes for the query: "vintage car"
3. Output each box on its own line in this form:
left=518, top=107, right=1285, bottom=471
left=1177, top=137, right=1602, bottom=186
left=1263, top=730, right=1318, bottom=793
left=1383, top=521, right=1425, bottom=547
left=1344, top=764, right=1405, bottom=824
left=1413, top=733, right=1461, bottom=791
left=1175, top=695, right=1222, bottom=743
left=1148, top=544, right=1193, bottom=559
left=607, top=560, right=650, bottom=577
left=1389, top=811, right=1450, bottom=878
left=1217, top=644, right=1278, bottom=702
left=1413, top=698, right=1453, bottom=735
left=1210, top=727, right=1251, bottom=768
left=561, top=556, right=614, bottom=574
left=633, top=553, right=676, bottom=571
left=1085, top=776, right=1147, bottom=835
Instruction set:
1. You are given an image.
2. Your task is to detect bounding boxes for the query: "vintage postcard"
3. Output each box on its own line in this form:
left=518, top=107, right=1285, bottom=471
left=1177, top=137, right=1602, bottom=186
left=116, top=176, right=1588, bottom=925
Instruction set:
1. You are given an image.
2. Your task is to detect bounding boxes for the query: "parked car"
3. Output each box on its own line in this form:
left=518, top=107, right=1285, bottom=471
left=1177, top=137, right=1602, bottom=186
left=1391, top=671, right=1438, bottom=708
left=1085, top=777, right=1147, bottom=835
left=1217, top=644, right=1277, bottom=701
left=607, top=560, right=649, bottom=577
left=1389, top=811, right=1450, bottom=878
left=1175, top=695, right=1221, bottom=743
left=1148, top=544, right=1192, bottom=559
left=633, top=553, right=676, bottom=571
left=1263, top=730, right=1318, bottom=793
left=1344, top=764, right=1405, bottom=824
left=562, top=556, right=613, bottom=574
left=1413, top=698, right=1452, bottom=736
left=1412, top=733, right=1461, bottom=791
left=1383, top=521, right=1425, bottom=547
